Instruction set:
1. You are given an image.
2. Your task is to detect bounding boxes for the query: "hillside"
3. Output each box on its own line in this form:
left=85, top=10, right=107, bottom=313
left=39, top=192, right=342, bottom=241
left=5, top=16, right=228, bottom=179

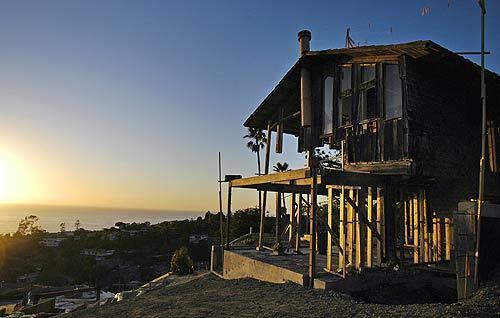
left=61, top=272, right=500, bottom=318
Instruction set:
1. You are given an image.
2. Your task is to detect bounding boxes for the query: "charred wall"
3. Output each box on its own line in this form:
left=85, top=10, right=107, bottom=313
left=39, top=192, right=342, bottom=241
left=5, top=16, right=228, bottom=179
left=404, top=56, right=484, bottom=213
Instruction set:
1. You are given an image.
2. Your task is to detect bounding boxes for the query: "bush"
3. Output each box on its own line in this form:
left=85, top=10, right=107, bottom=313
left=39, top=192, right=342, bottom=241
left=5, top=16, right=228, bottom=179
left=170, top=247, right=194, bottom=275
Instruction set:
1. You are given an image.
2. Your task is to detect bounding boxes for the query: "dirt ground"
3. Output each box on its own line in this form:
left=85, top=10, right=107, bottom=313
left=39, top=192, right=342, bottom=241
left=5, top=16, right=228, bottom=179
left=61, top=272, right=500, bottom=318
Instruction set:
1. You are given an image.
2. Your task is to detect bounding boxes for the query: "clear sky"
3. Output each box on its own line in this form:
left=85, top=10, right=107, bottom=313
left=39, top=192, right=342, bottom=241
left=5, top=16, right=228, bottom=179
left=0, top=0, right=498, bottom=213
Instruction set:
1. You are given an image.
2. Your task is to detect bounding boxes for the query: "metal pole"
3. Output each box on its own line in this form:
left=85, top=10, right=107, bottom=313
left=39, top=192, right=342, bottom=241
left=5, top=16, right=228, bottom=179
left=218, top=152, right=224, bottom=246
left=474, top=0, right=486, bottom=288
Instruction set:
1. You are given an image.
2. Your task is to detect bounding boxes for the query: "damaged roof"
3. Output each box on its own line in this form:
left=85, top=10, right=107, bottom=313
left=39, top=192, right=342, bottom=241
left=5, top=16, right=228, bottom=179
left=244, top=40, right=500, bottom=135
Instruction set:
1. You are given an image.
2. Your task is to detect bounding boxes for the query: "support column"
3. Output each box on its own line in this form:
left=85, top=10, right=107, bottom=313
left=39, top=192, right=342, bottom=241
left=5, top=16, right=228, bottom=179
left=308, top=168, right=317, bottom=287
left=339, top=187, right=346, bottom=273
left=376, top=188, right=384, bottom=265
left=290, top=193, right=296, bottom=243
left=356, top=188, right=366, bottom=270
left=421, top=189, right=429, bottom=263
left=258, top=122, right=272, bottom=251
left=295, top=194, right=302, bottom=253
left=347, top=189, right=354, bottom=266
left=326, top=187, right=334, bottom=272
left=367, top=187, right=373, bottom=268
left=275, top=191, right=281, bottom=249
left=225, top=185, right=232, bottom=249
left=445, top=217, right=452, bottom=261
left=419, top=190, right=425, bottom=263
left=413, top=192, right=420, bottom=264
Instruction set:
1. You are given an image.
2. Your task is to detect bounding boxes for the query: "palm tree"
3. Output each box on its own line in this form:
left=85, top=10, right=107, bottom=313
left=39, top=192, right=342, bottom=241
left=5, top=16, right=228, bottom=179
left=243, top=128, right=267, bottom=237
left=243, top=128, right=267, bottom=176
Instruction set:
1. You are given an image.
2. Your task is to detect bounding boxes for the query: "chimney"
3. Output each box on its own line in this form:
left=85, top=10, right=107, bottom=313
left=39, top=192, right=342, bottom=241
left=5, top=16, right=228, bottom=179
left=297, top=30, right=312, bottom=56
left=298, top=30, right=312, bottom=127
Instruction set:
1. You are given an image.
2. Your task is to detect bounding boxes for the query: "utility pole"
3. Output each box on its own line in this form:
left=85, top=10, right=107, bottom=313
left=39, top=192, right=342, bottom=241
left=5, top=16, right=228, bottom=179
left=474, top=0, right=486, bottom=288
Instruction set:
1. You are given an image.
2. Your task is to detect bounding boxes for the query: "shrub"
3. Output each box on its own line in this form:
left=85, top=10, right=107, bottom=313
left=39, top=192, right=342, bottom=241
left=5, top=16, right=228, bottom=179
left=170, top=247, right=194, bottom=275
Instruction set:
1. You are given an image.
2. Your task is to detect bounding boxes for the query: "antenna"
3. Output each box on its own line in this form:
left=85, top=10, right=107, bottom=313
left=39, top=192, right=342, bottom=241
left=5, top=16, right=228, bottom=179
left=345, top=28, right=357, bottom=48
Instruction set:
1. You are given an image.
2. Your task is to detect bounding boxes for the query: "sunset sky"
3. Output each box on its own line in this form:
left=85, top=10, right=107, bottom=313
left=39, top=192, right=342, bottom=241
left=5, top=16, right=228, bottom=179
left=0, top=0, right=498, bottom=212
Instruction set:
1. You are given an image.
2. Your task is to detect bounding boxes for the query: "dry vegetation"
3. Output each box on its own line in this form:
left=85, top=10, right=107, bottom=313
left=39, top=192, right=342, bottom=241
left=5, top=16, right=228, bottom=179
left=61, top=270, right=500, bottom=318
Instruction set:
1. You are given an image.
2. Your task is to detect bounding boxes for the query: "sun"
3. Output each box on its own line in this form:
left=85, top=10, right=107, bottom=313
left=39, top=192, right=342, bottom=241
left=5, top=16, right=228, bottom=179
left=0, top=151, right=24, bottom=202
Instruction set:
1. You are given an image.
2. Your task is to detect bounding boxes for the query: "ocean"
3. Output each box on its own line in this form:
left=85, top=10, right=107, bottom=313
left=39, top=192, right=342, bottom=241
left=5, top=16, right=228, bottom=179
left=0, top=204, right=204, bottom=234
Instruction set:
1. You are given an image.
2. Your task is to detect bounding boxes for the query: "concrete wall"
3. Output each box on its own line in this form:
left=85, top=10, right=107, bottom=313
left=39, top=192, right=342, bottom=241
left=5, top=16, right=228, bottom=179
left=222, top=250, right=306, bottom=286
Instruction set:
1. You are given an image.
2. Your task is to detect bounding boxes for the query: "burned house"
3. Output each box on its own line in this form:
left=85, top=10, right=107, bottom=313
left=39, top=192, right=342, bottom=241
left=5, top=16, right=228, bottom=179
left=219, top=30, right=500, bottom=299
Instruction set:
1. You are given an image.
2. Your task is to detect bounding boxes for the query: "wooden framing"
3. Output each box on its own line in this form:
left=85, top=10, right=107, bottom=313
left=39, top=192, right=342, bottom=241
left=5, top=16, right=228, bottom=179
left=367, top=187, right=373, bottom=267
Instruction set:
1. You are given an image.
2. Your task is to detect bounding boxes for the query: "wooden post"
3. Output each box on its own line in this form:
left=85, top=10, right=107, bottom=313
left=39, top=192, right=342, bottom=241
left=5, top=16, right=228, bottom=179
left=404, top=190, right=409, bottom=246
left=308, top=168, right=318, bottom=287
left=422, top=189, right=429, bottom=263
left=445, top=217, right=452, bottom=261
left=339, top=187, right=346, bottom=274
left=367, top=187, right=373, bottom=268
left=356, top=188, right=367, bottom=270
left=290, top=193, right=296, bottom=243
left=418, top=190, right=425, bottom=263
left=437, top=218, right=442, bottom=261
left=275, top=191, right=281, bottom=247
left=225, top=186, right=232, bottom=249
left=258, top=122, right=272, bottom=250
left=413, top=192, right=419, bottom=264
left=432, top=215, right=438, bottom=262
left=376, top=188, right=384, bottom=265
left=347, top=189, right=354, bottom=266
left=295, top=194, right=301, bottom=253
left=326, top=187, right=334, bottom=272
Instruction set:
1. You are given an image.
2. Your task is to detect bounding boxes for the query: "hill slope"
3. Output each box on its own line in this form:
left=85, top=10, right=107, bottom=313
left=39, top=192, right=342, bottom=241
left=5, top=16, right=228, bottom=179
left=62, top=273, right=500, bottom=318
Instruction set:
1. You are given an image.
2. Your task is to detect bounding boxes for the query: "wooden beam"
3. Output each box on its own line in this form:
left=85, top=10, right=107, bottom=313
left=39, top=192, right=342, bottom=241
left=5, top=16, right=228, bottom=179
left=320, top=169, right=388, bottom=187
left=230, top=168, right=311, bottom=188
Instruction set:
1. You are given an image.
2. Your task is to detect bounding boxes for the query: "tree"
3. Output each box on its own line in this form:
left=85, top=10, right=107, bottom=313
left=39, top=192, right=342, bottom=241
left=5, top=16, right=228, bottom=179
left=16, top=215, right=45, bottom=236
left=170, top=246, right=194, bottom=275
left=243, top=127, right=267, bottom=234
left=243, top=127, right=267, bottom=176
left=60, top=222, right=66, bottom=234
left=74, top=220, right=81, bottom=231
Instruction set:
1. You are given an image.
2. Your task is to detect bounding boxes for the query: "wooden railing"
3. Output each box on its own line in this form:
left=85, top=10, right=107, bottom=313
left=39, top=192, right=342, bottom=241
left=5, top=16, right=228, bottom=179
left=344, top=117, right=405, bottom=164
left=345, top=118, right=380, bottom=164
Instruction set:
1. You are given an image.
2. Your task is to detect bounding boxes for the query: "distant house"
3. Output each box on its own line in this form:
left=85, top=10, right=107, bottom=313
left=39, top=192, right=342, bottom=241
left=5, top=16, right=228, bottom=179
left=80, top=249, right=115, bottom=261
left=189, top=234, right=209, bottom=244
left=16, top=272, right=40, bottom=284
left=40, top=237, right=66, bottom=247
